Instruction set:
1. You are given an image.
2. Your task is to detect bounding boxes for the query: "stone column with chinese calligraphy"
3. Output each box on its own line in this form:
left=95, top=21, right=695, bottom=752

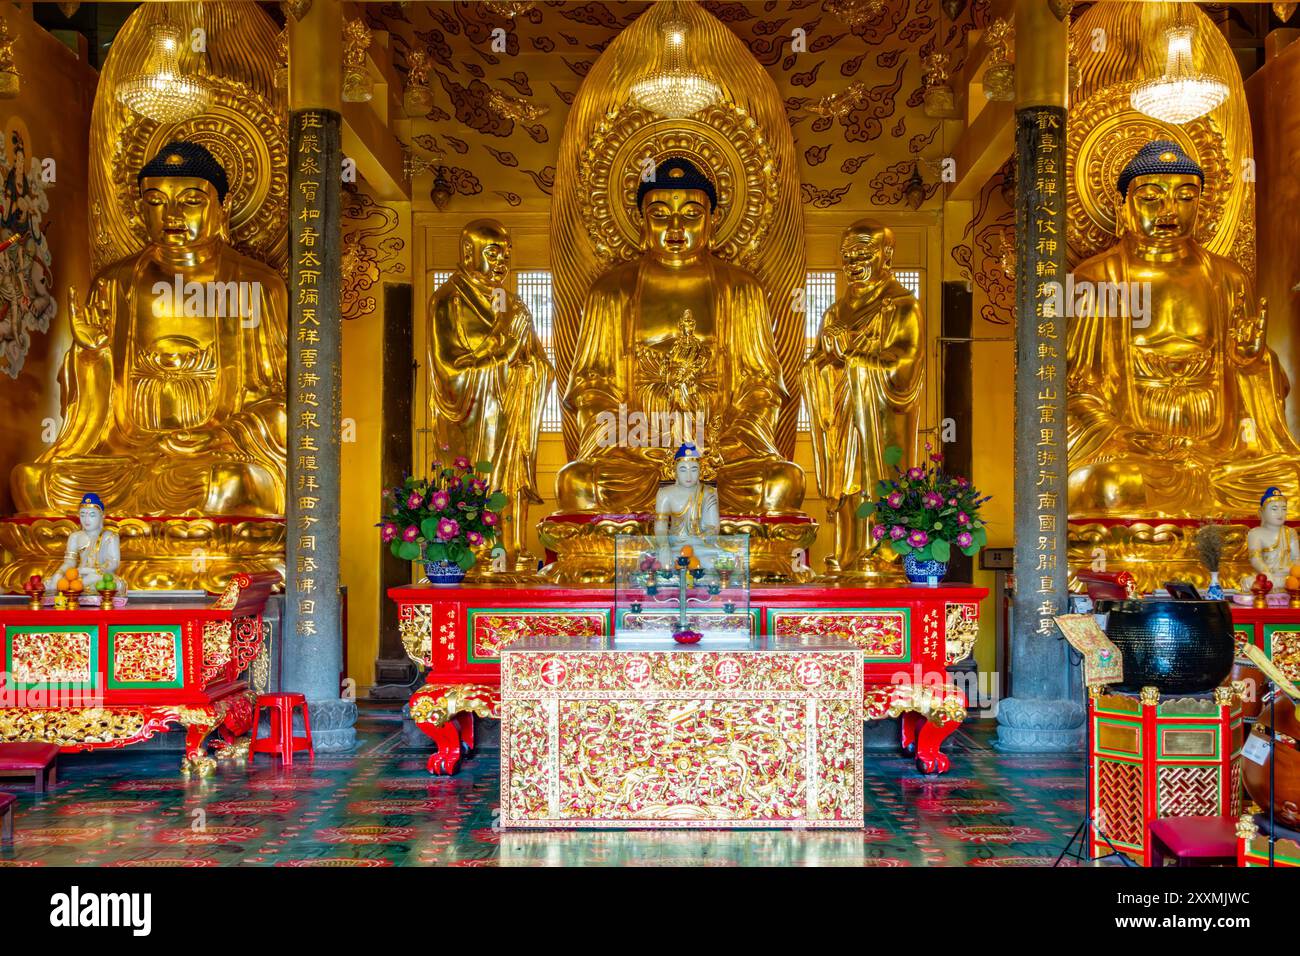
left=995, top=0, right=1084, bottom=752
left=281, top=0, right=355, bottom=751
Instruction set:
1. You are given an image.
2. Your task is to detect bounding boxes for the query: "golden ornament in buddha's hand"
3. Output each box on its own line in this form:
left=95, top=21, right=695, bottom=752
left=556, top=156, right=804, bottom=515
left=1067, top=140, right=1300, bottom=517
left=11, top=141, right=287, bottom=517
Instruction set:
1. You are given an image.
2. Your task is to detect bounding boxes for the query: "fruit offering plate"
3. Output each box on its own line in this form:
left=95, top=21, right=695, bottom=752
left=41, top=592, right=128, bottom=608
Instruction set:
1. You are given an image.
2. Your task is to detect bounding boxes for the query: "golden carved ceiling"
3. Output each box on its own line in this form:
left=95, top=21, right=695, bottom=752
left=367, top=0, right=990, bottom=212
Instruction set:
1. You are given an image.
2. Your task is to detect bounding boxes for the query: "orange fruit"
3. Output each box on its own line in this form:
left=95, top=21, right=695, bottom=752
left=70, top=580, right=84, bottom=593
left=64, top=568, right=78, bottom=580
left=1290, top=563, right=1300, bottom=579
left=681, top=545, right=694, bottom=557
left=1287, top=576, right=1300, bottom=591
left=56, top=579, right=69, bottom=592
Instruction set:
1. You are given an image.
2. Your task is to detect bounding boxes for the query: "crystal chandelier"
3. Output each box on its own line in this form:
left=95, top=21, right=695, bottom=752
left=1130, top=22, right=1228, bottom=125
left=630, top=16, right=720, bottom=119
left=116, top=19, right=211, bottom=123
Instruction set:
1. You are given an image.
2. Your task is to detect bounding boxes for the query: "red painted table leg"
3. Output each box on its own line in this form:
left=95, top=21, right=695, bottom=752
left=899, top=711, right=923, bottom=756
left=409, top=680, right=499, bottom=775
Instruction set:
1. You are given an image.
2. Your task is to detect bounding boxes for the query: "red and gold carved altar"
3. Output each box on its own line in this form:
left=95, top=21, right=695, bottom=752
left=0, top=572, right=278, bottom=775
left=1230, top=603, right=1300, bottom=689
left=1089, top=688, right=1243, bottom=865
left=499, top=637, right=863, bottom=828
left=389, top=582, right=985, bottom=776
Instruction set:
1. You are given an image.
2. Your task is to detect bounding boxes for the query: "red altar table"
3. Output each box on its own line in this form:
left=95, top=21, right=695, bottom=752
left=389, top=581, right=986, bottom=776
left=0, top=572, right=277, bottom=775
left=1229, top=603, right=1300, bottom=687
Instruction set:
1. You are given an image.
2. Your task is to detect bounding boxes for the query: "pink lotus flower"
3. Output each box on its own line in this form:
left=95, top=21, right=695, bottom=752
left=907, top=530, right=929, bottom=548
left=872, top=524, right=888, bottom=541
left=380, top=523, right=398, bottom=542
left=466, top=530, right=484, bottom=546
left=956, top=531, right=974, bottom=549
left=886, top=492, right=904, bottom=508
left=436, top=518, right=460, bottom=541
left=957, top=512, right=971, bottom=526
left=890, top=525, right=907, bottom=540
left=406, top=492, right=423, bottom=509
left=922, top=492, right=944, bottom=509
left=402, top=525, right=419, bottom=542
left=907, top=467, right=925, bottom=480
left=454, top=456, right=472, bottom=471
left=482, top=511, right=500, bottom=527
left=430, top=490, right=450, bottom=511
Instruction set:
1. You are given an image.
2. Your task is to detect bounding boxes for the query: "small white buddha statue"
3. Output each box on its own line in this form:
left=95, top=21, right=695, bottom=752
left=1242, top=486, right=1300, bottom=591
left=654, top=442, right=720, bottom=567
left=45, top=492, right=124, bottom=593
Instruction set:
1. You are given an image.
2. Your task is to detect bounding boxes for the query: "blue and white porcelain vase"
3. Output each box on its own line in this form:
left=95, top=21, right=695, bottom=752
left=1206, top=571, right=1225, bottom=600
left=903, top=553, right=948, bottom=586
left=424, top=559, right=467, bottom=585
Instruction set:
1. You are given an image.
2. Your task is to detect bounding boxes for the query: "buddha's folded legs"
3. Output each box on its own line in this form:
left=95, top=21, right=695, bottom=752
left=555, top=452, right=665, bottom=513
left=1067, top=454, right=1300, bottom=517
left=716, top=457, right=805, bottom=515
left=12, top=455, right=282, bottom=516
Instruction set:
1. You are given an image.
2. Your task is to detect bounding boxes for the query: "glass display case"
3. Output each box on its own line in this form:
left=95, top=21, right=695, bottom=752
left=614, top=533, right=751, bottom=643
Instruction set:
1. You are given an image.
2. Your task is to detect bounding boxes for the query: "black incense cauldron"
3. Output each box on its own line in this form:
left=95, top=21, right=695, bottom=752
left=1092, top=598, right=1234, bottom=694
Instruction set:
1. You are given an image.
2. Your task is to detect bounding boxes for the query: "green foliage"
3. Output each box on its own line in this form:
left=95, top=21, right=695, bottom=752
left=377, top=456, right=508, bottom=571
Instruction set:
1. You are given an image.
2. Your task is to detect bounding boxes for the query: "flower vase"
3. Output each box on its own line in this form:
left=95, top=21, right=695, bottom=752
left=1206, top=571, right=1224, bottom=601
left=424, top=559, right=467, bottom=585
left=903, top=553, right=948, bottom=586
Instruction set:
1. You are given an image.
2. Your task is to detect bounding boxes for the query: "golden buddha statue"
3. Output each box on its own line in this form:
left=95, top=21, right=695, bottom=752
left=428, top=218, right=553, bottom=572
left=11, top=141, right=287, bottom=517
left=556, top=156, right=804, bottom=516
left=1068, top=140, right=1300, bottom=516
left=802, top=219, right=925, bottom=575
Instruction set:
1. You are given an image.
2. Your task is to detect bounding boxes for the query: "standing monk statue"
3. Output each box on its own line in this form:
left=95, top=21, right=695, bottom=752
left=803, top=219, right=925, bottom=575
left=11, top=141, right=287, bottom=516
left=428, top=219, right=553, bottom=573
left=1067, top=140, right=1300, bottom=515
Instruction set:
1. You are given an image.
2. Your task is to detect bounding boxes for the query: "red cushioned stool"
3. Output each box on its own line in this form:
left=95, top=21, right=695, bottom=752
left=1148, top=816, right=1239, bottom=867
left=0, top=743, right=59, bottom=793
left=248, top=693, right=315, bottom=767
left=0, top=792, right=14, bottom=845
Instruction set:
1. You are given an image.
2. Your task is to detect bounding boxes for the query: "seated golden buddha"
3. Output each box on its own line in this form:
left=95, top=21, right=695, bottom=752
left=556, top=156, right=804, bottom=516
left=1067, top=140, right=1300, bottom=517
left=11, top=141, right=287, bottom=517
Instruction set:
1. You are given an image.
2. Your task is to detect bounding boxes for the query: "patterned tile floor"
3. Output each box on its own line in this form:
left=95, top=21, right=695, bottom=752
left=0, top=709, right=1086, bottom=867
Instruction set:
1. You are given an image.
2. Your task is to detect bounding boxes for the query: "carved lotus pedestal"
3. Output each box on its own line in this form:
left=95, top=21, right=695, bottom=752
left=0, top=515, right=286, bottom=593
left=537, top=512, right=818, bottom=585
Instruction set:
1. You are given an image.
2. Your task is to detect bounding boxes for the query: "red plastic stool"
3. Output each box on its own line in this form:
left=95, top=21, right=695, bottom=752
left=1148, top=816, right=1238, bottom=867
left=0, top=791, right=15, bottom=845
left=248, top=693, right=315, bottom=767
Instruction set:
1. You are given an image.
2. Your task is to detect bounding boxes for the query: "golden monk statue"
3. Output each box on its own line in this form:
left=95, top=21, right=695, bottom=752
left=556, top=156, right=804, bottom=515
left=803, top=219, right=925, bottom=574
left=428, top=219, right=553, bottom=572
left=12, top=141, right=287, bottom=516
left=1068, top=140, right=1300, bottom=516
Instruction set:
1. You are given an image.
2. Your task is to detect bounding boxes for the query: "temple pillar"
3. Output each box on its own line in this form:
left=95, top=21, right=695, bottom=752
left=282, top=0, right=355, bottom=750
left=995, top=0, right=1084, bottom=752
